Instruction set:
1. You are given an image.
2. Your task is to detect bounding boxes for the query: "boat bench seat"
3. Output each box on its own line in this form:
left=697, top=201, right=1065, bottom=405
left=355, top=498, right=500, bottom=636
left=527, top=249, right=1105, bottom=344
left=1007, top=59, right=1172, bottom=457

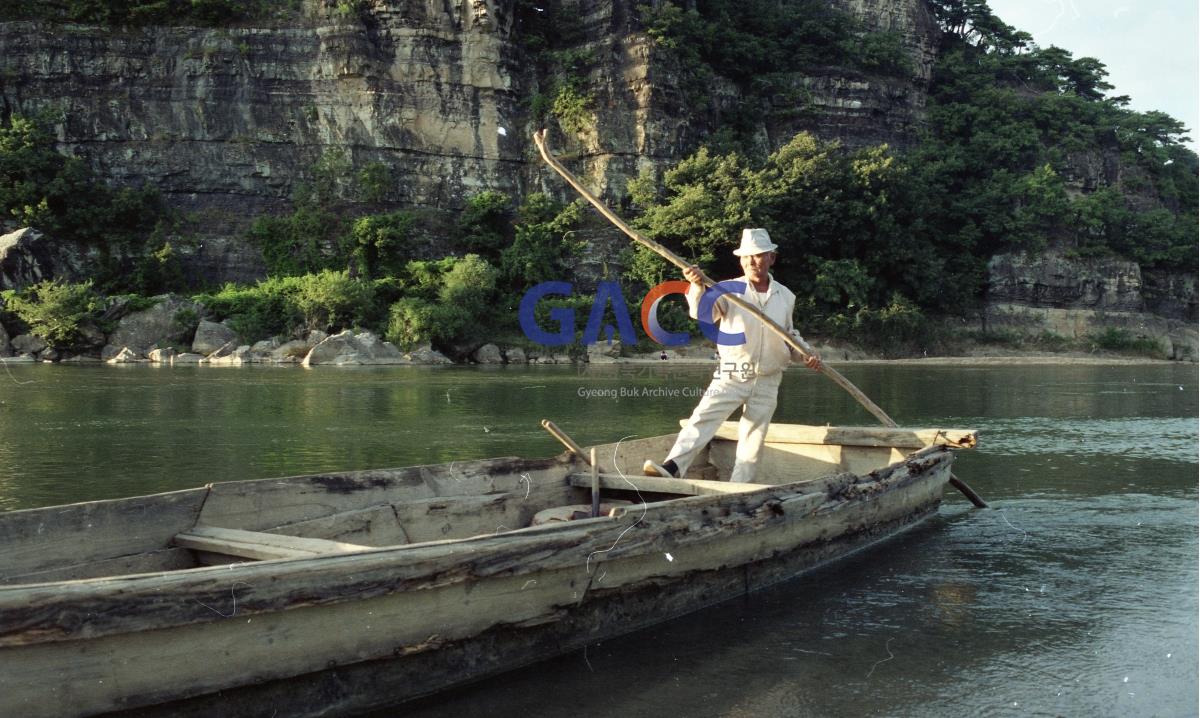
left=173, top=525, right=374, bottom=562
left=567, top=473, right=770, bottom=496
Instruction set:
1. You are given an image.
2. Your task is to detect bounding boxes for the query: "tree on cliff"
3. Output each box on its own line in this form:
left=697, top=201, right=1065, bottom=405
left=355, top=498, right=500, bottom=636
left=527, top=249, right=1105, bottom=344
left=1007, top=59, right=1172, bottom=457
left=920, top=0, right=1197, bottom=270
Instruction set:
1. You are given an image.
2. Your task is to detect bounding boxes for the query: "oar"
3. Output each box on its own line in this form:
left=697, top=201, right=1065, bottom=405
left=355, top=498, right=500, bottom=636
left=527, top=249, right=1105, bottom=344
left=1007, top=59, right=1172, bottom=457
left=533, top=130, right=988, bottom=509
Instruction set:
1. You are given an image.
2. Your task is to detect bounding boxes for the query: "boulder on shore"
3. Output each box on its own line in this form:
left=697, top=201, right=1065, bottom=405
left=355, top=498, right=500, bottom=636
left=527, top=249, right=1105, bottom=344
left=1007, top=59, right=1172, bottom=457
left=356, top=332, right=404, bottom=361
left=11, top=334, right=47, bottom=356
left=302, top=331, right=447, bottom=366
left=106, top=347, right=141, bottom=364
left=302, top=331, right=365, bottom=366
left=472, top=343, right=504, bottom=364
left=100, top=344, right=127, bottom=361
left=406, top=343, right=452, bottom=365
left=192, top=320, right=239, bottom=356
left=206, top=341, right=252, bottom=365
left=107, top=296, right=202, bottom=355
left=147, top=347, right=177, bottom=363
left=271, top=339, right=313, bottom=363
left=586, top=340, right=621, bottom=364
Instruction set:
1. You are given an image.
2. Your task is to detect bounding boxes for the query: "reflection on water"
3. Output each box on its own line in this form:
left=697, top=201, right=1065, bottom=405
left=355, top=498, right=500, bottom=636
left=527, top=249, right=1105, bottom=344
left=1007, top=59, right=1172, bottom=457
left=966, top=416, right=1198, bottom=462
left=0, top=361, right=1196, bottom=717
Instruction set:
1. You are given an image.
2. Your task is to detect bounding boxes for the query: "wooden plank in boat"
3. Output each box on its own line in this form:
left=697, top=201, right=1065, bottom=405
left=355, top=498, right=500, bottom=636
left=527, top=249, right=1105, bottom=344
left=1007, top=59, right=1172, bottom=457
left=567, top=473, right=767, bottom=496
left=703, top=422, right=977, bottom=449
left=0, top=488, right=209, bottom=582
left=173, top=527, right=374, bottom=562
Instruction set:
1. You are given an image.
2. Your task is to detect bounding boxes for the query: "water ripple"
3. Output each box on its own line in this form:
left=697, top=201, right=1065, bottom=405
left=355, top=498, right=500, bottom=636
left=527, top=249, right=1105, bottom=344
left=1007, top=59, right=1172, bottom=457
left=960, top=416, right=1198, bottom=463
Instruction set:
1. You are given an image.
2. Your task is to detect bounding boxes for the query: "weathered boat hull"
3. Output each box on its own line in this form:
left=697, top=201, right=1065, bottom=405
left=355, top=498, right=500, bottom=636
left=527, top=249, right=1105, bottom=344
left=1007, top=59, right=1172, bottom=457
left=0, top=426, right=966, bottom=717
left=123, top=503, right=942, bottom=718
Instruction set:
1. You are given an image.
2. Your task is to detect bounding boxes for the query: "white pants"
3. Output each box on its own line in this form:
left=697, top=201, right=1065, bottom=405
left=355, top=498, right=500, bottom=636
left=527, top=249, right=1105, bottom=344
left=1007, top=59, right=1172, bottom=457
left=666, top=372, right=782, bottom=483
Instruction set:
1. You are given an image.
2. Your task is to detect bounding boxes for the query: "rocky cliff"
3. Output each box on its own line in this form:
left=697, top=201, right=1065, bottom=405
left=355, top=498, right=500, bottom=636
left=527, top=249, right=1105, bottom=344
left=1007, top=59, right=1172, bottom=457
left=0, top=0, right=939, bottom=285
left=986, top=252, right=1198, bottom=360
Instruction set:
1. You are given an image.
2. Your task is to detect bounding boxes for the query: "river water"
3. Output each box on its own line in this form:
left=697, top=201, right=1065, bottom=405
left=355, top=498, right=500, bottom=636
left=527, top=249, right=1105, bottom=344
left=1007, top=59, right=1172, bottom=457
left=0, top=361, right=1196, bottom=717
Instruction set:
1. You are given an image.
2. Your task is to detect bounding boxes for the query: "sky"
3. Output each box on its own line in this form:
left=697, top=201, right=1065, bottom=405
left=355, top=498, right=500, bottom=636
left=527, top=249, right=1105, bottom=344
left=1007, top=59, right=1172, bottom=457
left=985, top=0, right=1199, bottom=151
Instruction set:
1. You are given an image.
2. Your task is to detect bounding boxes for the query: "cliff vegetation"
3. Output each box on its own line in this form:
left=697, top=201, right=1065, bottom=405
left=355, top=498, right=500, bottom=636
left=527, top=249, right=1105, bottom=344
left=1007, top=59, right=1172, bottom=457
left=0, top=0, right=1194, bottom=360
left=623, top=0, right=1197, bottom=353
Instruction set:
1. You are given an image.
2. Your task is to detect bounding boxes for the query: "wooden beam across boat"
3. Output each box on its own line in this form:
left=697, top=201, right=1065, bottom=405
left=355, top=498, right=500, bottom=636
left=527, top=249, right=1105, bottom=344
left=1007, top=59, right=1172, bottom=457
left=173, top=526, right=374, bottom=562
left=701, top=422, right=978, bottom=449
left=567, top=473, right=768, bottom=496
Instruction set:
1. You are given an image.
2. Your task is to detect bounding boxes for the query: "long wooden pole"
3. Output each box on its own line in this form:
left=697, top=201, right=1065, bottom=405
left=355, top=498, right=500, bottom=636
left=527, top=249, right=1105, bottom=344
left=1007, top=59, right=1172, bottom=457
left=541, top=419, right=591, bottom=463
left=533, top=130, right=988, bottom=508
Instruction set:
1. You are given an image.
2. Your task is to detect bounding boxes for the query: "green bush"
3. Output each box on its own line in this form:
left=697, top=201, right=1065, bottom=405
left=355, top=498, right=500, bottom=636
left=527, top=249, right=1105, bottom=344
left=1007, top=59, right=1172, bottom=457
left=842, top=31, right=912, bottom=75
left=824, top=294, right=933, bottom=357
left=383, top=255, right=499, bottom=349
left=551, top=85, right=595, bottom=136
left=400, top=257, right=457, bottom=301
left=246, top=204, right=345, bottom=277
left=384, top=297, right=467, bottom=350
left=131, top=240, right=186, bottom=295
left=809, top=258, right=873, bottom=310
left=345, top=211, right=414, bottom=279
left=197, top=271, right=381, bottom=338
left=291, top=270, right=375, bottom=332
left=2, top=279, right=103, bottom=349
left=440, top=254, right=498, bottom=312
left=499, top=195, right=585, bottom=289
left=197, top=278, right=302, bottom=340
left=1087, top=327, right=1163, bottom=356
left=457, top=191, right=512, bottom=257
left=1031, top=331, right=1072, bottom=352
left=384, top=297, right=434, bottom=349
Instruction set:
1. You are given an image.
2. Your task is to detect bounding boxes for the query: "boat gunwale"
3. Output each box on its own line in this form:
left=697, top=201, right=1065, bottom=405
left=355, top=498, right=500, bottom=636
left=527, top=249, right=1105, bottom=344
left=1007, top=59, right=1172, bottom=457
left=0, top=444, right=957, bottom=649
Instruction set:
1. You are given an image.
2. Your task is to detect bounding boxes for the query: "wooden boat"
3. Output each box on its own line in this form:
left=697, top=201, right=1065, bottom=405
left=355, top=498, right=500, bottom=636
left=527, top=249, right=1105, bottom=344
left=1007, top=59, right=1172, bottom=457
left=0, top=422, right=976, bottom=717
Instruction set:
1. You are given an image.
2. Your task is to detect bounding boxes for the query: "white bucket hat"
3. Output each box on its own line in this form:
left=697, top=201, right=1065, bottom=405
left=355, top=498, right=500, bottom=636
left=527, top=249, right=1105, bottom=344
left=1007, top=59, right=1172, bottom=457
left=732, top=228, right=778, bottom=256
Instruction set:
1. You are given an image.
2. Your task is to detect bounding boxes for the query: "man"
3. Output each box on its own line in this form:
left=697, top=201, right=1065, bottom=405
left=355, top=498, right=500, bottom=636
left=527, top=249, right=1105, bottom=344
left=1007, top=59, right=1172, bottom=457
left=643, top=228, right=822, bottom=483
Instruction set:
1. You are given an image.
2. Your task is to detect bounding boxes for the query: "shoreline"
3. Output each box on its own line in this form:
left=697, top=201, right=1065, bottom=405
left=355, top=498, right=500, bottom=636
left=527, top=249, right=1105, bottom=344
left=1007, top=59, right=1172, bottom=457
left=607, top=353, right=1184, bottom=367
left=0, top=353, right=1185, bottom=367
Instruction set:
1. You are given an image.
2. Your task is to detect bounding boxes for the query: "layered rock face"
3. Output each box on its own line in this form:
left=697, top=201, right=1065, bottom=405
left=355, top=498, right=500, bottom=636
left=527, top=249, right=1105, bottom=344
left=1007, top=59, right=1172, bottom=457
left=565, top=0, right=939, bottom=186
left=0, top=0, right=939, bottom=285
left=0, top=1, right=526, bottom=281
left=808, top=0, right=939, bottom=147
left=986, top=253, right=1198, bottom=360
